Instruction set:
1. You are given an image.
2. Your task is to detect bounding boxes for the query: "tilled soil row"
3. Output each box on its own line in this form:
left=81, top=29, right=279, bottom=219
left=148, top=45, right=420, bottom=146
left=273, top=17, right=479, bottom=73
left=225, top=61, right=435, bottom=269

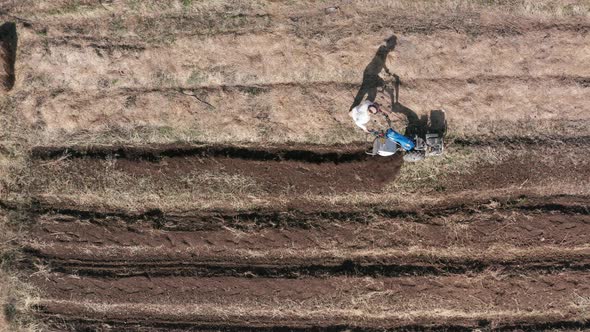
left=27, top=194, right=590, bottom=230
left=23, top=197, right=590, bottom=277
left=31, top=145, right=405, bottom=195
left=26, top=255, right=590, bottom=279
left=31, top=272, right=590, bottom=331
left=28, top=136, right=590, bottom=162
left=29, top=143, right=590, bottom=199
left=30, top=143, right=371, bottom=162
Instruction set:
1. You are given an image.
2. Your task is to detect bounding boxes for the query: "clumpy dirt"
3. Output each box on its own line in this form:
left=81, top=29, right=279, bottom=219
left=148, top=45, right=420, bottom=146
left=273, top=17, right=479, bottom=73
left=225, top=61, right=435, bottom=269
left=30, top=143, right=372, bottom=161
left=32, top=271, right=590, bottom=330
left=442, top=151, right=590, bottom=193
left=115, top=154, right=402, bottom=194
left=19, top=146, right=590, bottom=331
left=32, top=144, right=403, bottom=195
left=25, top=205, right=590, bottom=277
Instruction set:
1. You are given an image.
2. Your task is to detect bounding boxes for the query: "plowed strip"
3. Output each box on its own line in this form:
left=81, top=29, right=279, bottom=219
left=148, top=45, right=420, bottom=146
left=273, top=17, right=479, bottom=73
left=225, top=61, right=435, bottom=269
left=32, top=272, right=590, bottom=330
left=28, top=195, right=590, bottom=229
left=25, top=208, right=590, bottom=276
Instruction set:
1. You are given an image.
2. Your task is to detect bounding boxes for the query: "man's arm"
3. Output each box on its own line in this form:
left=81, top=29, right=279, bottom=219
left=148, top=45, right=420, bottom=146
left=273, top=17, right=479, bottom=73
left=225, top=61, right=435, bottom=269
left=358, top=124, right=369, bottom=133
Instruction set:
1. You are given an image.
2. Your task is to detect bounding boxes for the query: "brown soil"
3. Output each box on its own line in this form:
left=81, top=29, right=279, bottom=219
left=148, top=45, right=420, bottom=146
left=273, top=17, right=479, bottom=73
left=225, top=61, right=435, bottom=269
left=5, top=2, right=590, bottom=330
left=28, top=143, right=590, bottom=205
left=11, top=155, right=590, bottom=327
left=30, top=143, right=370, bottom=160
left=442, top=150, right=590, bottom=193
left=31, top=144, right=403, bottom=195
left=25, top=204, right=590, bottom=277
left=114, top=154, right=401, bottom=195
left=32, top=272, right=590, bottom=331
left=18, top=143, right=590, bottom=330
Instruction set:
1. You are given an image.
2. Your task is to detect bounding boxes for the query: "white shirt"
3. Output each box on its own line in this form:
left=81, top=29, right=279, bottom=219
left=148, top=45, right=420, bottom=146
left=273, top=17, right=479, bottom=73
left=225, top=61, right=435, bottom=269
left=349, top=100, right=374, bottom=132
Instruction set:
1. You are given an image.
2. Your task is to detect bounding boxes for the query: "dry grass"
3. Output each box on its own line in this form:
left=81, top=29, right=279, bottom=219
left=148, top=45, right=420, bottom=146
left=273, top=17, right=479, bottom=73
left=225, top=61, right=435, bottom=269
left=4, top=0, right=588, bottom=145
left=16, top=76, right=590, bottom=146
left=0, top=273, right=42, bottom=332
left=0, top=92, right=41, bottom=330
left=0, top=94, right=32, bottom=205
left=0, top=209, right=43, bottom=332
left=386, top=146, right=500, bottom=192
left=346, top=0, right=590, bottom=18
left=30, top=158, right=267, bottom=211
left=11, top=0, right=590, bottom=18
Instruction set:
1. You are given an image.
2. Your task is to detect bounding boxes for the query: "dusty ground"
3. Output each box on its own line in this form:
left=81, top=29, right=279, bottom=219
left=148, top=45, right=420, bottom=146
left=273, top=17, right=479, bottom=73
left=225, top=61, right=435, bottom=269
left=1, top=0, right=590, bottom=331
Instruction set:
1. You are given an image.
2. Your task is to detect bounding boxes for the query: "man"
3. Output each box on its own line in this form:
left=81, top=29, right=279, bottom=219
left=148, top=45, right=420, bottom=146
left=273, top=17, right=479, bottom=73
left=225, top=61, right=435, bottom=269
left=350, top=100, right=416, bottom=154
left=349, top=100, right=397, bottom=156
left=348, top=100, right=392, bottom=134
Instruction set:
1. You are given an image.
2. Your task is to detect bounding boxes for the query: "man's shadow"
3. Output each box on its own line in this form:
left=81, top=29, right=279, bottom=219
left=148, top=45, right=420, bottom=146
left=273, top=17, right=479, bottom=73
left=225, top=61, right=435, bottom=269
left=349, top=35, right=397, bottom=112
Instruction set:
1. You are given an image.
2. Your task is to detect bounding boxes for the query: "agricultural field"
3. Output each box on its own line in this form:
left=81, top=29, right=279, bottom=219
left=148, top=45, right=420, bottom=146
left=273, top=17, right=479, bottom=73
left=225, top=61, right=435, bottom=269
left=1, top=0, right=590, bottom=331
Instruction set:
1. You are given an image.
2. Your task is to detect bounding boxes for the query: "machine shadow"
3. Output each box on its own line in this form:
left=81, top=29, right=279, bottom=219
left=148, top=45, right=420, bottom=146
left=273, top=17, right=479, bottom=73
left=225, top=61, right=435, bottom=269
left=0, top=22, right=17, bottom=91
left=383, top=75, right=424, bottom=137
left=384, top=75, right=447, bottom=138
